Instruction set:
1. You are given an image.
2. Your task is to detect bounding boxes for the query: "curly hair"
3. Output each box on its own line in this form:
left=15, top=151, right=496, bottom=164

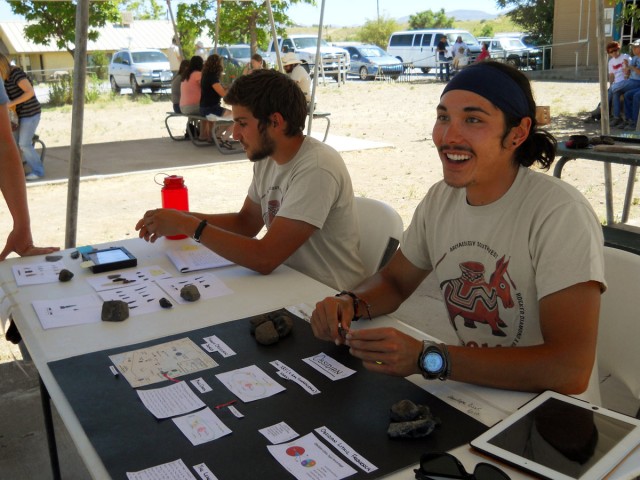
left=224, top=69, right=307, bottom=137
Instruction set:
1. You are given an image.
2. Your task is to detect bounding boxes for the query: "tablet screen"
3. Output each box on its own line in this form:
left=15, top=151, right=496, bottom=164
left=92, top=248, right=131, bottom=264
left=483, top=396, right=638, bottom=479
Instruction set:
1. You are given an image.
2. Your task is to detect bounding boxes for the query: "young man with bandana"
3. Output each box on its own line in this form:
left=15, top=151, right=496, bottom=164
left=311, top=61, right=605, bottom=398
left=135, top=70, right=365, bottom=292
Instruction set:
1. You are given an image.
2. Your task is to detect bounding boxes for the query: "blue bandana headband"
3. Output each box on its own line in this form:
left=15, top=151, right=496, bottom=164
left=441, top=63, right=530, bottom=119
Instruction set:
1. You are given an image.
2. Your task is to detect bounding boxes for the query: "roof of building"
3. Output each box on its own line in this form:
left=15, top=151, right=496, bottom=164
left=0, top=20, right=212, bottom=55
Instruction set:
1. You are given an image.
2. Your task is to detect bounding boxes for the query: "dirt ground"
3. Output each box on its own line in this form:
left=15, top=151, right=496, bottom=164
left=1, top=74, right=637, bottom=361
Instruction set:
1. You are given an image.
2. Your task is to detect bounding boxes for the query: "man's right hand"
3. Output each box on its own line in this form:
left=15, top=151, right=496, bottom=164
left=311, top=295, right=354, bottom=346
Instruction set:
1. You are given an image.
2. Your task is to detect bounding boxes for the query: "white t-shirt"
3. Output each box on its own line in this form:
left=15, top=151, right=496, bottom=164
left=167, top=44, right=181, bottom=71
left=289, top=65, right=311, bottom=104
left=609, top=53, right=630, bottom=85
left=248, top=136, right=366, bottom=291
left=402, top=167, right=605, bottom=349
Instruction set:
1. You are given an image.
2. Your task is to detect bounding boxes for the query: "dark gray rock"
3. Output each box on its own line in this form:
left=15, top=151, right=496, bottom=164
left=387, top=399, right=441, bottom=439
left=70, top=250, right=80, bottom=259
left=180, top=284, right=200, bottom=302
left=271, top=315, right=293, bottom=338
left=58, top=269, right=74, bottom=282
left=101, top=300, right=129, bottom=322
left=46, top=255, right=63, bottom=262
left=159, top=297, right=173, bottom=309
left=255, top=321, right=279, bottom=345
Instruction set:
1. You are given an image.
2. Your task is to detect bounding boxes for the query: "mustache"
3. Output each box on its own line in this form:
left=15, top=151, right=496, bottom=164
left=438, top=144, right=474, bottom=155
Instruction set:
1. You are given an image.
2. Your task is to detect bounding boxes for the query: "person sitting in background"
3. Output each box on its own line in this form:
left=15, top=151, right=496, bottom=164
left=476, top=42, right=491, bottom=62
left=135, top=70, right=365, bottom=291
left=0, top=53, right=44, bottom=181
left=606, top=41, right=630, bottom=128
left=621, top=39, right=640, bottom=130
left=195, top=41, right=207, bottom=61
left=282, top=52, right=311, bottom=105
left=171, top=59, right=189, bottom=114
left=200, top=54, right=233, bottom=146
left=311, top=62, right=604, bottom=399
left=243, top=53, right=265, bottom=75
left=452, top=46, right=469, bottom=70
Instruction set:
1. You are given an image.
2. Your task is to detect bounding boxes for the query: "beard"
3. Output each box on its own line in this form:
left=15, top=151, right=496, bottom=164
left=248, top=126, right=277, bottom=162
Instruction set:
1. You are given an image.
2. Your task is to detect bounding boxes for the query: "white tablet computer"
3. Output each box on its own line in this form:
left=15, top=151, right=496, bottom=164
left=470, top=391, right=640, bottom=480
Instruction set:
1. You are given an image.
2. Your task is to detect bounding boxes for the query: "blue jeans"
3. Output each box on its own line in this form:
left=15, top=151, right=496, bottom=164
left=15, top=113, right=43, bottom=176
left=438, top=53, right=450, bottom=81
left=624, top=87, right=640, bottom=125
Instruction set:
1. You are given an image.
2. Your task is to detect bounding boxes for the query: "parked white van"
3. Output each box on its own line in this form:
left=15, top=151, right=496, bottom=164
left=387, top=29, right=481, bottom=73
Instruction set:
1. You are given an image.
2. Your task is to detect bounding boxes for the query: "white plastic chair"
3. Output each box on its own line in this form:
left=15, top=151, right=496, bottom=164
left=354, top=197, right=404, bottom=277
left=597, top=246, right=640, bottom=418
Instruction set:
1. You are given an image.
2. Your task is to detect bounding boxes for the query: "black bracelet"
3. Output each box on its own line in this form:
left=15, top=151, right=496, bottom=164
left=335, top=290, right=371, bottom=322
left=193, top=219, right=208, bottom=243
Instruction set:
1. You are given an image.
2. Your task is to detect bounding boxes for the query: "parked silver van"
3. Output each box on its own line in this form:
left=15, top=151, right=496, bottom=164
left=387, top=29, right=481, bottom=73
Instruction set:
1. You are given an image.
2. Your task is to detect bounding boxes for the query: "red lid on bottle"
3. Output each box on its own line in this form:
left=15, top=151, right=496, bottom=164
left=163, top=175, right=184, bottom=187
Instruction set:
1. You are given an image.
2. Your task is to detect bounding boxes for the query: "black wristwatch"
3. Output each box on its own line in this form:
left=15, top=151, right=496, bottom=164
left=193, top=219, right=208, bottom=243
left=418, top=340, right=450, bottom=381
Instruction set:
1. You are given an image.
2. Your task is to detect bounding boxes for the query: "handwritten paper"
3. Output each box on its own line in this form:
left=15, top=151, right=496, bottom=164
left=137, top=381, right=205, bottom=419
left=86, top=265, right=172, bottom=292
left=126, top=459, right=196, bottom=480
left=271, top=360, right=320, bottom=395
left=155, top=273, right=233, bottom=305
left=302, top=353, right=356, bottom=381
left=166, top=244, right=234, bottom=272
left=216, top=365, right=285, bottom=403
left=202, top=335, right=236, bottom=358
left=259, top=421, right=299, bottom=444
left=32, top=294, right=102, bottom=329
left=314, top=426, right=377, bottom=473
left=98, top=282, right=169, bottom=317
left=13, top=261, right=65, bottom=286
left=172, top=407, right=232, bottom=446
left=267, top=432, right=357, bottom=480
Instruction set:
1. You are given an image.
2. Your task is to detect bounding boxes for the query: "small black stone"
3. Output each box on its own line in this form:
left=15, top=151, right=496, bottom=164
left=180, top=284, right=201, bottom=302
left=46, top=255, right=63, bottom=262
left=388, top=399, right=441, bottom=439
left=70, top=250, right=80, bottom=259
left=159, top=297, right=173, bottom=309
left=58, top=269, right=74, bottom=282
left=101, top=300, right=129, bottom=322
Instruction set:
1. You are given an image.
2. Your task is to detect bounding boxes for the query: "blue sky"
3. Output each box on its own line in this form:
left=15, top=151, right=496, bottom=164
left=0, top=0, right=501, bottom=26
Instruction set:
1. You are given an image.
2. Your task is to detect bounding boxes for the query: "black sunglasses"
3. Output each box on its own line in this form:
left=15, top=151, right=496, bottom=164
left=414, top=452, right=510, bottom=480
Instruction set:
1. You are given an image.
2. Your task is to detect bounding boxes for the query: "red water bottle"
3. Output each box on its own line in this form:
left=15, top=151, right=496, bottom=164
left=161, top=175, right=189, bottom=240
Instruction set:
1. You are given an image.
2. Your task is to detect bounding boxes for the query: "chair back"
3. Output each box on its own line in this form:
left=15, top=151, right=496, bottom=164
left=598, top=247, right=640, bottom=402
left=354, top=197, right=404, bottom=277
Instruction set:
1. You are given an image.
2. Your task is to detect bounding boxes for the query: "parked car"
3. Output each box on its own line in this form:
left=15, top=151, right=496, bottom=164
left=109, top=49, right=172, bottom=93
left=340, top=44, right=403, bottom=80
left=477, top=36, right=541, bottom=69
left=209, top=44, right=253, bottom=67
left=387, top=29, right=481, bottom=73
left=266, top=35, right=350, bottom=81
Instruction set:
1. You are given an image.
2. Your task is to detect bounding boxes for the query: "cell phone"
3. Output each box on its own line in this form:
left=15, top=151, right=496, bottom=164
left=82, top=247, right=137, bottom=273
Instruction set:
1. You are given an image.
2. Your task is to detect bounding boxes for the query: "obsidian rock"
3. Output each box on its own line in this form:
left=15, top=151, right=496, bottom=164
left=159, top=297, right=173, bottom=309
left=70, top=250, right=80, bottom=259
left=101, top=300, right=129, bottom=322
left=387, top=399, right=441, bottom=439
left=46, top=255, right=63, bottom=262
left=271, top=315, right=293, bottom=338
left=58, top=269, right=74, bottom=282
left=180, top=284, right=200, bottom=302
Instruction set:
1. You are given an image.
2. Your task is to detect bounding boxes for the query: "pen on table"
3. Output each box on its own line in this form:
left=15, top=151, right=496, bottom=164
left=109, top=366, right=119, bottom=378
left=214, top=400, right=237, bottom=410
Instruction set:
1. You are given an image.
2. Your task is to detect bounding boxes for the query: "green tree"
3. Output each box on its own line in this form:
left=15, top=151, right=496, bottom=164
left=175, top=0, right=315, bottom=59
left=358, top=16, right=399, bottom=49
left=477, top=23, right=495, bottom=38
left=7, top=1, right=120, bottom=58
left=495, top=0, right=554, bottom=44
left=408, top=9, right=455, bottom=30
left=119, top=0, right=165, bottom=20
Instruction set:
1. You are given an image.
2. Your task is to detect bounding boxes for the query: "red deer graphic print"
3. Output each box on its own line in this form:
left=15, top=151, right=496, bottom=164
left=440, top=256, right=515, bottom=337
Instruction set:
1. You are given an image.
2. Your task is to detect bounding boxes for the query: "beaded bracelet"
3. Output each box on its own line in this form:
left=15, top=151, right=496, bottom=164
left=335, top=290, right=371, bottom=322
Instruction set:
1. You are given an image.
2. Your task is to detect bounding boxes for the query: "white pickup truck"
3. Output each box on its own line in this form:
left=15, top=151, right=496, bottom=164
left=267, top=34, right=350, bottom=81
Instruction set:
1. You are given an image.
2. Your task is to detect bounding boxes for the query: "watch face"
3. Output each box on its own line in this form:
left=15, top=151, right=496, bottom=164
left=424, top=351, right=444, bottom=373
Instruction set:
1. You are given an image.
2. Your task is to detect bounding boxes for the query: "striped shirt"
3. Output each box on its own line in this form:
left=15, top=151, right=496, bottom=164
left=5, top=68, right=41, bottom=118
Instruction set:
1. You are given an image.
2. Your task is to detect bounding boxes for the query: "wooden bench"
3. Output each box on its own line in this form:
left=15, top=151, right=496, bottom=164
left=164, top=112, right=240, bottom=155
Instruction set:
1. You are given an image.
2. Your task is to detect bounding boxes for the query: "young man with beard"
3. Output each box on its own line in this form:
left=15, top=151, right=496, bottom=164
left=310, top=62, right=605, bottom=398
left=135, top=69, right=365, bottom=291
